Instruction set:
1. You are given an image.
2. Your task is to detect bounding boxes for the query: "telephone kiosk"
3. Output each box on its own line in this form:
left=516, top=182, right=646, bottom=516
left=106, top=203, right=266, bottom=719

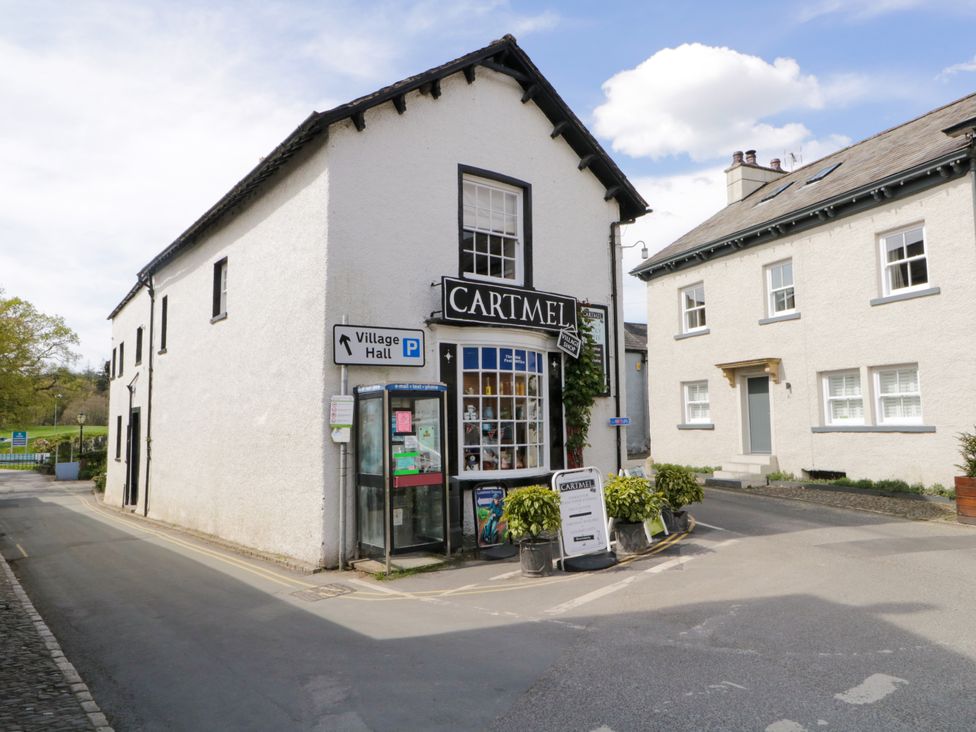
left=354, top=383, right=450, bottom=572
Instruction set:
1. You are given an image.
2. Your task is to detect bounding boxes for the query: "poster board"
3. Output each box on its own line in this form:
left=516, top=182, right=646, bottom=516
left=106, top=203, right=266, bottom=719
left=473, top=485, right=508, bottom=548
left=580, top=305, right=610, bottom=395
left=551, top=467, right=611, bottom=558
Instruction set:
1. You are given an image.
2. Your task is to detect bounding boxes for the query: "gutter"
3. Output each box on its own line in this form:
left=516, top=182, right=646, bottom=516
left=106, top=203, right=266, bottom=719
left=141, top=276, right=155, bottom=517
left=633, top=148, right=971, bottom=281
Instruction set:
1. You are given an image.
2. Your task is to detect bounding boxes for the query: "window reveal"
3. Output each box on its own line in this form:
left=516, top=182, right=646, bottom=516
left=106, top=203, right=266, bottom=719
left=461, top=346, right=545, bottom=473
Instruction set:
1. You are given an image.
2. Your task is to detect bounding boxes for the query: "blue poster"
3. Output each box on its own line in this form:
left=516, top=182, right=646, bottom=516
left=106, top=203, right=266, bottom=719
left=474, top=486, right=507, bottom=548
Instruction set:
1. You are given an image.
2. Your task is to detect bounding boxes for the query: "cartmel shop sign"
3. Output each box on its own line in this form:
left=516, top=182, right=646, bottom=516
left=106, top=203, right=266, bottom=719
left=441, top=277, right=578, bottom=333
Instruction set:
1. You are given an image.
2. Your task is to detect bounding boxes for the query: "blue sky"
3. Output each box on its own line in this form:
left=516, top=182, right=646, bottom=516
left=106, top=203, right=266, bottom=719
left=2, top=0, right=975, bottom=366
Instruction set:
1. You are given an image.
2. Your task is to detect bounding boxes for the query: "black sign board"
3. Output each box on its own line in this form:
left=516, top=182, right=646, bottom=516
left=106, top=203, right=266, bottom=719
left=556, top=329, right=583, bottom=359
left=442, top=277, right=578, bottom=333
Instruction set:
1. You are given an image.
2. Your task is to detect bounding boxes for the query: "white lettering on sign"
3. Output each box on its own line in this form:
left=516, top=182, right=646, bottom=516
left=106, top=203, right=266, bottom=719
left=442, top=277, right=578, bottom=333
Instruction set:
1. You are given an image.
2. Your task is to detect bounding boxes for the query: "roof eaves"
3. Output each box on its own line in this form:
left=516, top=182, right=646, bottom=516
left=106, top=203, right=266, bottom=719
left=631, top=146, right=972, bottom=281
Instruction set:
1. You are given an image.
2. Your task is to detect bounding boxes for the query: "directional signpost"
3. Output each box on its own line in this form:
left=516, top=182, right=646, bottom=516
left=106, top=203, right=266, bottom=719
left=332, top=325, right=425, bottom=367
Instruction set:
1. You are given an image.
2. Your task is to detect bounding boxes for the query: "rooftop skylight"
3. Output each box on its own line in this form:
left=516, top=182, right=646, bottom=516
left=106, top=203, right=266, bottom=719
left=806, top=161, right=842, bottom=184
left=759, top=181, right=794, bottom=202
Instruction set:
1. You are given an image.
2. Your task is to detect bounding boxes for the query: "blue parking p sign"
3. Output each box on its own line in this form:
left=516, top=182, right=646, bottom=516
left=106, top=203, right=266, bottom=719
left=403, top=338, right=421, bottom=359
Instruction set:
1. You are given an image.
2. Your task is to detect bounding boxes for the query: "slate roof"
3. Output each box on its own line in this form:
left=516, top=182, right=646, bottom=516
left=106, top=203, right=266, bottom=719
left=632, top=92, right=976, bottom=280
left=110, top=35, right=648, bottom=318
left=623, top=322, right=647, bottom=351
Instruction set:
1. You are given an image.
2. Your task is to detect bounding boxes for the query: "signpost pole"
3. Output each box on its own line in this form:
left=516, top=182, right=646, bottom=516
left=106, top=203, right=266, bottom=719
left=338, top=315, right=348, bottom=571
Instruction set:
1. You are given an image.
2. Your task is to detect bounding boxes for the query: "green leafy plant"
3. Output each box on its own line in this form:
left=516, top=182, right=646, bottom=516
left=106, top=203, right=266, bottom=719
left=92, top=471, right=106, bottom=492
left=653, top=463, right=704, bottom=510
left=563, top=307, right=606, bottom=468
left=957, top=427, right=976, bottom=478
left=603, top=474, right=665, bottom=523
left=502, top=485, right=561, bottom=541
left=766, top=470, right=797, bottom=482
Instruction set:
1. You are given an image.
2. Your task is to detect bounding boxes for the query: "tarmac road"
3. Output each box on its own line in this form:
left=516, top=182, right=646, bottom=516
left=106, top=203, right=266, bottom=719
left=3, top=472, right=976, bottom=731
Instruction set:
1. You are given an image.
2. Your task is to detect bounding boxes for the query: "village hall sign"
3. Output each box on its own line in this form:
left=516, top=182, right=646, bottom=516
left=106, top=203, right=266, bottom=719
left=441, top=277, right=578, bottom=333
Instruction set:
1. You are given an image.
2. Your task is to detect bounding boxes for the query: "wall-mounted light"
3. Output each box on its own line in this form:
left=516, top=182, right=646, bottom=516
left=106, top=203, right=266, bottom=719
left=622, top=240, right=649, bottom=259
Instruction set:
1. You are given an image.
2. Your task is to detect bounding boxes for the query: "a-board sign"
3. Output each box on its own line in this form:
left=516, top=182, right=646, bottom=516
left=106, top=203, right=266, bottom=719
left=608, top=417, right=631, bottom=427
left=12, top=431, right=27, bottom=447
left=551, top=467, right=610, bottom=558
left=556, top=328, right=582, bottom=359
left=333, top=325, right=425, bottom=367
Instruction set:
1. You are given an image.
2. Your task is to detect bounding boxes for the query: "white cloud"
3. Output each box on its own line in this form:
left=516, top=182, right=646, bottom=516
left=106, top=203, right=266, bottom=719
left=618, top=168, right=728, bottom=323
left=593, top=44, right=830, bottom=163
left=0, top=1, right=561, bottom=367
left=938, top=55, right=976, bottom=80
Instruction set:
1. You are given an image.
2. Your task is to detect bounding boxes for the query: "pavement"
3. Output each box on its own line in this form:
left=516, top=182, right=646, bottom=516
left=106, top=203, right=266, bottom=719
left=0, top=469, right=964, bottom=731
left=0, top=523, right=112, bottom=731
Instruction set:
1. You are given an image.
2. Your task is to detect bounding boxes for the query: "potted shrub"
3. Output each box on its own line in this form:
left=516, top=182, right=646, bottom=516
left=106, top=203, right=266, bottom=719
left=654, top=463, right=704, bottom=532
left=502, top=485, right=561, bottom=577
left=604, top=474, right=665, bottom=554
left=955, top=427, right=976, bottom=524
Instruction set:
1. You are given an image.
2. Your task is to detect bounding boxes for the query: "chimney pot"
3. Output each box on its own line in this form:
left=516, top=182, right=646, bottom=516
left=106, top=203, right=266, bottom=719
left=770, top=158, right=782, bottom=171
left=731, top=150, right=744, bottom=166
left=745, top=149, right=757, bottom=165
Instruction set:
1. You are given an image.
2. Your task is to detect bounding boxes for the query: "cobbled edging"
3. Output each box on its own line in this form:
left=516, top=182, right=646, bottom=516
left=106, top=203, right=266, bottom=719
left=0, top=554, right=114, bottom=731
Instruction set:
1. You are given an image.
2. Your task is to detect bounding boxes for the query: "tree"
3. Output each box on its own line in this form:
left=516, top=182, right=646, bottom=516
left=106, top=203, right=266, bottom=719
left=0, top=290, right=80, bottom=425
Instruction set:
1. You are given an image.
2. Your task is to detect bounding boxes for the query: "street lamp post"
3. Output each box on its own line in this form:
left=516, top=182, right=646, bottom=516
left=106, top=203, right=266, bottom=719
left=77, top=412, right=87, bottom=457
left=54, top=393, right=62, bottom=428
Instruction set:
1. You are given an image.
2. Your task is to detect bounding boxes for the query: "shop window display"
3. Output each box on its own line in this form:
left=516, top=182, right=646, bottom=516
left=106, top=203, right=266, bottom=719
left=461, top=346, right=545, bottom=473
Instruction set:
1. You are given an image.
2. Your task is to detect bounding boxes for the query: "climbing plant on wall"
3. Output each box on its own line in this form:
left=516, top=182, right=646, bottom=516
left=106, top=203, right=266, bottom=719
left=563, top=306, right=605, bottom=468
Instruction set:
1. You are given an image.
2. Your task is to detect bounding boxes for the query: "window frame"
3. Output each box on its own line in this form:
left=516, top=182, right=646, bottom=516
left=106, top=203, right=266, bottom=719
left=765, top=259, right=796, bottom=317
left=115, top=415, right=122, bottom=459
left=118, top=342, right=124, bottom=377
left=458, top=165, right=532, bottom=289
left=874, top=365, right=923, bottom=426
left=683, top=381, right=710, bottom=424
left=212, top=258, right=228, bottom=320
left=111, top=347, right=116, bottom=379
left=135, top=326, right=143, bottom=365
left=160, top=295, right=168, bottom=352
left=822, top=369, right=864, bottom=426
left=680, top=283, right=707, bottom=334
left=457, top=343, right=548, bottom=479
left=880, top=225, right=928, bottom=297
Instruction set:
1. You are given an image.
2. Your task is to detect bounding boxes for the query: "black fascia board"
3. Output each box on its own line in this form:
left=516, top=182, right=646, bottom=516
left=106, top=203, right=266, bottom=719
left=631, top=148, right=972, bottom=282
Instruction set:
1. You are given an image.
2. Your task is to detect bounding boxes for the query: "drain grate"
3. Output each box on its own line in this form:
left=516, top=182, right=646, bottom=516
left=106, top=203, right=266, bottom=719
left=291, top=583, right=354, bottom=602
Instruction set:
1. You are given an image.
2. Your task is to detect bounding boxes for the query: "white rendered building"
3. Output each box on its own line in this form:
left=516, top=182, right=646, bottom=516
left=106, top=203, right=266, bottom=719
left=106, top=36, right=648, bottom=569
left=633, top=95, right=976, bottom=488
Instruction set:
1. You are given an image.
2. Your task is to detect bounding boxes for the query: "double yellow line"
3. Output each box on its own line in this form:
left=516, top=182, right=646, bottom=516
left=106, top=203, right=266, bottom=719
left=75, top=495, right=694, bottom=602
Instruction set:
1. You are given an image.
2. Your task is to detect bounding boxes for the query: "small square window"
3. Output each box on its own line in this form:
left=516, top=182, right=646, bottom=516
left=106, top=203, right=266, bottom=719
left=683, top=381, right=710, bottom=424
left=765, top=260, right=796, bottom=317
left=875, top=366, right=922, bottom=425
left=681, top=283, right=706, bottom=333
left=881, top=226, right=927, bottom=296
left=822, top=370, right=863, bottom=425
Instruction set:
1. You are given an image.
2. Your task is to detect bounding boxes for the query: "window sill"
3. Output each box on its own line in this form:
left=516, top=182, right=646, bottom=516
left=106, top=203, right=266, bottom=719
left=114, top=458, right=121, bottom=462
left=870, top=286, right=940, bottom=307
left=674, top=328, right=710, bottom=341
left=812, top=425, right=935, bottom=433
left=210, top=312, right=228, bottom=324
left=135, top=360, right=142, bottom=367
left=678, top=423, right=714, bottom=430
left=158, top=348, right=167, bottom=355
left=758, top=312, right=801, bottom=326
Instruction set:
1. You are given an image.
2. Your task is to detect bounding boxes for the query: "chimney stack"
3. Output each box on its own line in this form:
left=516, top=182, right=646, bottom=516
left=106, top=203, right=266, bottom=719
left=725, top=149, right=788, bottom=205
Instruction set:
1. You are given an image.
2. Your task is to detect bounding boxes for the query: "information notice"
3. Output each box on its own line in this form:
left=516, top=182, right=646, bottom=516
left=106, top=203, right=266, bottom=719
left=551, top=467, right=610, bottom=558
